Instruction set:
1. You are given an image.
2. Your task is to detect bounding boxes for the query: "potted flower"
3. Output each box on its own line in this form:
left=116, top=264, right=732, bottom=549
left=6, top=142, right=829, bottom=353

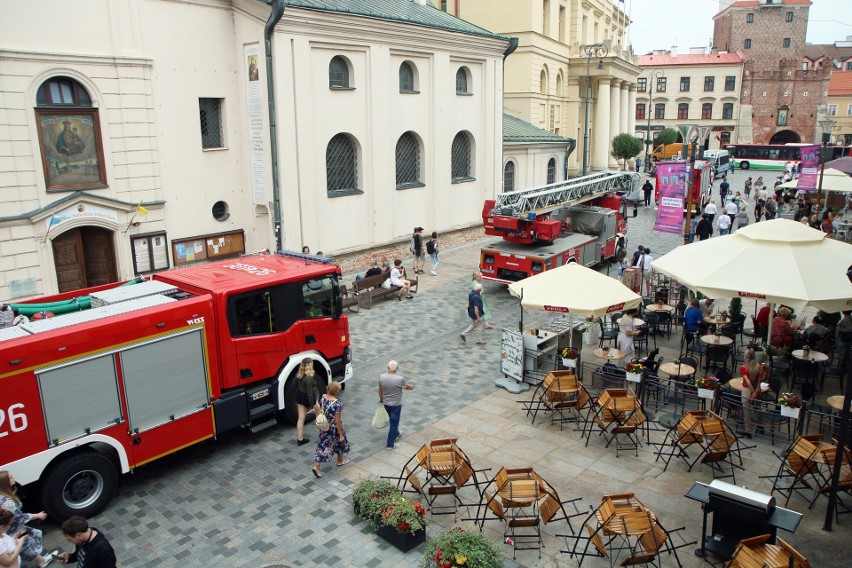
left=695, top=376, right=719, bottom=399
left=352, top=478, right=427, bottom=552
left=778, top=392, right=803, bottom=419
left=625, top=360, right=644, bottom=383
left=420, top=527, right=503, bottom=568
left=802, top=344, right=811, bottom=358
left=561, top=346, right=580, bottom=368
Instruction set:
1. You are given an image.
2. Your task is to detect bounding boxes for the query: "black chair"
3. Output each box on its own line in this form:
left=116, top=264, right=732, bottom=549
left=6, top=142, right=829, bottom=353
left=654, top=310, right=673, bottom=339
left=743, top=315, right=766, bottom=344
left=767, top=351, right=791, bottom=386
left=633, top=324, right=650, bottom=358
left=791, top=358, right=819, bottom=391
left=733, top=312, right=747, bottom=345
left=820, top=349, right=848, bottom=393
left=642, top=313, right=659, bottom=350
left=673, top=300, right=687, bottom=329
left=598, top=317, right=618, bottom=348
left=705, top=344, right=732, bottom=374
left=674, top=356, right=699, bottom=384
left=681, top=330, right=707, bottom=365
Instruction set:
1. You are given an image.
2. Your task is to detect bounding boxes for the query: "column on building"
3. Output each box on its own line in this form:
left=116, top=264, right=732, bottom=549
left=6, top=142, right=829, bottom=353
left=619, top=82, right=629, bottom=134
left=566, top=76, right=581, bottom=176
left=627, top=85, right=637, bottom=135
left=593, top=78, right=611, bottom=171
left=608, top=80, right=622, bottom=169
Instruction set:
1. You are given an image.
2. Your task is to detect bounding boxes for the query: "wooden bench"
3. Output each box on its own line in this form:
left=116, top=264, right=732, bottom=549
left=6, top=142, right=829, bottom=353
left=340, top=284, right=359, bottom=313
left=353, top=270, right=418, bottom=309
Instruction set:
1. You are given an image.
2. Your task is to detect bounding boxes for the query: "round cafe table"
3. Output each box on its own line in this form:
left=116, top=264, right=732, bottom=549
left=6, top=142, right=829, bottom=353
left=659, top=362, right=695, bottom=379
left=646, top=303, right=674, bottom=313
left=827, top=395, right=849, bottom=412
left=593, top=347, right=625, bottom=361
left=791, top=349, right=828, bottom=363
left=703, top=315, right=730, bottom=326
left=700, top=334, right=733, bottom=346
left=617, top=317, right=645, bottom=328
left=726, top=378, right=745, bottom=392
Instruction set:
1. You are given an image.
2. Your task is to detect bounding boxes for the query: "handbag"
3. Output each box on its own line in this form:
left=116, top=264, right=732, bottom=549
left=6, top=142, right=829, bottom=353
left=371, top=404, right=389, bottom=429
left=381, top=278, right=392, bottom=290
left=315, top=411, right=330, bottom=432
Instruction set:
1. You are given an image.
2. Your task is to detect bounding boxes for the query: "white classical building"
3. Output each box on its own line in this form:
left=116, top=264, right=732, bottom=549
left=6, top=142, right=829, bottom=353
left=0, top=0, right=511, bottom=299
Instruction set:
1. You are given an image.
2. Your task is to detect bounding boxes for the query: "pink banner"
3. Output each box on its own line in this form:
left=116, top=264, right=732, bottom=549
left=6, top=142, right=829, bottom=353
left=654, top=163, right=688, bottom=235
left=796, top=144, right=821, bottom=192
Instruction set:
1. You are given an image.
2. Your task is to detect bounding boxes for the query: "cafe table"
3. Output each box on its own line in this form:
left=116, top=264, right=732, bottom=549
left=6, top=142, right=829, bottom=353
left=827, top=395, right=850, bottom=412
left=617, top=317, right=645, bottom=328
left=659, top=362, right=695, bottom=379
left=593, top=347, right=625, bottom=362
left=791, top=349, right=828, bottom=363
left=646, top=303, right=675, bottom=313
left=703, top=315, right=730, bottom=326
left=700, top=334, right=733, bottom=346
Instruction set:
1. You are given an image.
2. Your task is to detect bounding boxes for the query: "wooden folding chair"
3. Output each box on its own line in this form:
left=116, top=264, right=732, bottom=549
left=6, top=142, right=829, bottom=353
left=777, top=537, right=810, bottom=568
left=769, top=434, right=823, bottom=506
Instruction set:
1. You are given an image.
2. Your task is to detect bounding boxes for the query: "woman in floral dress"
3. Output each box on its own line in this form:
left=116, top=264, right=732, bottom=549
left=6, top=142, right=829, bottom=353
left=312, top=381, right=350, bottom=478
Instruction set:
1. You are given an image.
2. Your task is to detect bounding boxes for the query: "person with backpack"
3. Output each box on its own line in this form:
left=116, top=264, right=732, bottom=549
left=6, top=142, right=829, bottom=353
left=426, top=231, right=439, bottom=276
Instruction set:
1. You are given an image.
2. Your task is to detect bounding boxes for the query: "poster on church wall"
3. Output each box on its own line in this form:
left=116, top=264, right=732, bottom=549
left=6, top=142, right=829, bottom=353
left=245, top=43, right=268, bottom=206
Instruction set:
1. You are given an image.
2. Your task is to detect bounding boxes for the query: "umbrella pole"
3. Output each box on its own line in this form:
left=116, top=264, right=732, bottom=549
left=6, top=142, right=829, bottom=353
left=766, top=302, right=775, bottom=347
left=824, top=355, right=852, bottom=531
left=519, top=289, right=524, bottom=333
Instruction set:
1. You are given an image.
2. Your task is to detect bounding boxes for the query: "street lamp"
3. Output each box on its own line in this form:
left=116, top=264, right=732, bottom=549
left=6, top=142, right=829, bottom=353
left=643, top=69, right=664, bottom=172
left=582, top=43, right=608, bottom=176
left=816, top=118, right=836, bottom=213
left=676, top=124, right=713, bottom=244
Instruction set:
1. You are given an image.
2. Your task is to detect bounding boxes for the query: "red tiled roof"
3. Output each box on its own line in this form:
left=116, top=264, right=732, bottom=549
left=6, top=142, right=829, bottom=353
left=804, top=43, right=852, bottom=62
left=637, top=51, right=745, bottom=67
left=829, top=71, right=852, bottom=96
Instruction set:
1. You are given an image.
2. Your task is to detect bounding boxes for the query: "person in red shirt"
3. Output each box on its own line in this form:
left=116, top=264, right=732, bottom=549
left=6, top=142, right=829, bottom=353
left=756, top=304, right=773, bottom=331
left=771, top=307, right=798, bottom=347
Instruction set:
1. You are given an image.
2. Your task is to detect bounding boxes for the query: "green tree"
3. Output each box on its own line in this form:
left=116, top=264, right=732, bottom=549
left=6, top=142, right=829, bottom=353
left=611, top=133, right=644, bottom=170
left=654, top=127, right=679, bottom=146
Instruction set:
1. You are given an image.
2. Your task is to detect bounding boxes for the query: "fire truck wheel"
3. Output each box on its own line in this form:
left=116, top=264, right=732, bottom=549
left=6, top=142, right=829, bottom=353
left=40, top=451, right=118, bottom=521
left=282, top=367, right=329, bottom=425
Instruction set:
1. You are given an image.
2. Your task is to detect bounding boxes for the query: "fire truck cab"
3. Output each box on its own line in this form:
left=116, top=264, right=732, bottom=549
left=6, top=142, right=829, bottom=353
left=0, top=251, right=351, bottom=519
left=480, top=172, right=639, bottom=283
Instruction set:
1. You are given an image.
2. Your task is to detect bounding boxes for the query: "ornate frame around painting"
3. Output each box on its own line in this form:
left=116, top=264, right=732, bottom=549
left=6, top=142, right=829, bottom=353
left=36, top=108, right=107, bottom=191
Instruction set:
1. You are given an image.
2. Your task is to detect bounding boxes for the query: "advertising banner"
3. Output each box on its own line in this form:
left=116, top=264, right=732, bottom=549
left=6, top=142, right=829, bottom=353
left=654, top=162, right=688, bottom=234
left=796, top=144, right=821, bottom=193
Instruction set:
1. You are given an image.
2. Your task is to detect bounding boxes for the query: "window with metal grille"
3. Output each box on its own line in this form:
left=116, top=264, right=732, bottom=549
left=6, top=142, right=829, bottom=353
left=637, top=78, right=646, bottom=92
left=702, top=103, right=713, bottom=119
left=725, top=76, right=736, bottom=91
left=654, top=103, right=665, bottom=119
left=503, top=161, right=515, bottom=191
left=546, top=158, right=556, bottom=184
left=656, top=77, right=666, bottom=93
left=329, top=56, right=350, bottom=88
left=783, top=38, right=791, bottom=48
left=677, top=103, right=689, bottom=119
left=722, top=103, right=734, bottom=120
left=451, top=131, right=472, bottom=181
left=399, top=62, right=415, bottom=92
left=680, top=77, right=690, bottom=91
left=786, top=11, right=793, bottom=22
left=326, top=133, right=359, bottom=195
left=199, top=98, right=224, bottom=149
left=744, top=39, right=751, bottom=49
left=746, top=13, right=753, bottom=23
left=456, top=67, right=469, bottom=94
left=36, top=77, right=92, bottom=107
left=635, top=103, right=646, bottom=120
left=395, top=131, right=421, bottom=188
left=704, top=76, right=715, bottom=91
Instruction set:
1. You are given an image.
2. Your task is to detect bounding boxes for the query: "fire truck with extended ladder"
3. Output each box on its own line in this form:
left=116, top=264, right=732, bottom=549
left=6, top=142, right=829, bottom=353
left=0, top=251, right=352, bottom=520
left=479, top=171, right=640, bottom=283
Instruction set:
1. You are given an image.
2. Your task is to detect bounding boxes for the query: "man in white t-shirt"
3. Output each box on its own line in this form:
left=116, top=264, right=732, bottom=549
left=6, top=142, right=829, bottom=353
left=0, top=509, right=23, bottom=567
left=640, top=248, right=654, bottom=296
left=717, top=213, right=732, bottom=235
left=389, top=259, right=413, bottom=301
left=724, top=199, right=739, bottom=225
left=704, top=201, right=717, bottom=226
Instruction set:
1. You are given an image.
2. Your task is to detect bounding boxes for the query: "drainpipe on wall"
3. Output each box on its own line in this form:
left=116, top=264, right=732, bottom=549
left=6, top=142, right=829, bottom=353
left=264, top=0, right=285, bottom=252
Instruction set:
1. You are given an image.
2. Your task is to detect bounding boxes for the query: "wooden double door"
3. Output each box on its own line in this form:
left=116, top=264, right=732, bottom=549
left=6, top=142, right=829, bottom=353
left=52, top=227, right=118, bottom=293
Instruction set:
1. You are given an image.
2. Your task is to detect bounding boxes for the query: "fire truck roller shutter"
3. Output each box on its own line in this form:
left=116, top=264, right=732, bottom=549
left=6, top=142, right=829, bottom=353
left=279, top=353, right=330, bottom=425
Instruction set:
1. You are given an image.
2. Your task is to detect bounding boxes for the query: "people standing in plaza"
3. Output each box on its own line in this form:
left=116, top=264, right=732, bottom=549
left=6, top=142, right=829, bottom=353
left=390, top=259, right=414, bottom=301
left=744, top=176, right=752, bottom=198
left=0, top=471, right=56, bottom=567
left=378, top=361, right=413, bottom=450
left=695, top=214, right=713, bottom=241
left=411, top=227, right=425, bottom=274
left=735, top=204, right=749, bottom=231
left=470, top=272, right=492, bottom=329
left=738, top=348, right=767, bottom=438
left=719, top=178, right=730, bottom=204
left=717, top=212, right=732, bottom=236
left=703, top=201, right=717, bottom=227
left=295, top=358, right=321, bottom=446
left=753, top=199, right=763, bottom=222
left=763, top=196, right=777, bottom=220
left=461, top=283, right=486, bottom=344
left=616, top=308, right=638, bottom=366
left=642, top=179, right=653, bottom=208
left=636, top=156, right=643, bottom=173
left=725, top=198, right=739, bottom=225
left=639, top=248, right=654, bottom=297
left=426, top=231, right=439, bottom=276
left=631, top=245, right=645, bottom=267
left=312, top=381, right=349, bottom=477
left=57, top=516, right=116, bottom=567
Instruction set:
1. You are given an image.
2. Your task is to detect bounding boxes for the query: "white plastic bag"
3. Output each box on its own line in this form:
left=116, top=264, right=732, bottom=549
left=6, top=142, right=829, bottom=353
left=381, top=278, right=392, bottom=290
left=372, top=404, right=389, bottom=429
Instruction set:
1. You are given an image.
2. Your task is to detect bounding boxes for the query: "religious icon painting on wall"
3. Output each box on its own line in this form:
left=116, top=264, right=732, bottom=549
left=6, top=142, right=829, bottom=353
left=36, top=109, right=108, bottom=191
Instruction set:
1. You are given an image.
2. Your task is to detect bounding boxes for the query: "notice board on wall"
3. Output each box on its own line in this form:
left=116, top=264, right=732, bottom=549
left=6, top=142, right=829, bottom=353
left=172, top=230, right=244, bottom=266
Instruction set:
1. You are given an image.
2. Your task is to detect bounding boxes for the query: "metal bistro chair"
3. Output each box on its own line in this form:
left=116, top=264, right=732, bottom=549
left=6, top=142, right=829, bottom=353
left=598, top=317, right=618, bottom=348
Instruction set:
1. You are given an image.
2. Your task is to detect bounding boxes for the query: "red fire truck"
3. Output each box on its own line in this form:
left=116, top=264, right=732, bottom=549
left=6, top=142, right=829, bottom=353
left=654, top=159, right=712, bottom=216
left=479, top=172, right=640, bottom=283
left=0, top=251, right=352, bottom=519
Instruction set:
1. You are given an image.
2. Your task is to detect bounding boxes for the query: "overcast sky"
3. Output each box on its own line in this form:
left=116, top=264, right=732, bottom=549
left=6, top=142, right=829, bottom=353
left=626, top=0, right=852, bottom=55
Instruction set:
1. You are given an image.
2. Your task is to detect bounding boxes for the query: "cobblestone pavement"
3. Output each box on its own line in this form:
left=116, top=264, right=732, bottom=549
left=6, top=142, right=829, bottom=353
left=27, top=177, right=849, bottom=567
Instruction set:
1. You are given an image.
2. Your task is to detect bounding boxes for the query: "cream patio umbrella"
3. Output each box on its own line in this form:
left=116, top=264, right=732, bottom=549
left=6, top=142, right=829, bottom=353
left=508, top=263, right=643, bottom=347
left=779, top=167, right=852, bottom=193
left=651, top=218, right=852, bottom=343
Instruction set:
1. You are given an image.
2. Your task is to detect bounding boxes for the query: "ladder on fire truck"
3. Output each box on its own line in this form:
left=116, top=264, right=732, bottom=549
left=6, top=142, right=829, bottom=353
left=489, top=171, right=640, bottom=218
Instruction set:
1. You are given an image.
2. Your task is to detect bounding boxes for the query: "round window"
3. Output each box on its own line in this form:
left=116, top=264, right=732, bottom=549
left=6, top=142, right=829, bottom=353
left=212, top=201, right=230, bottom=221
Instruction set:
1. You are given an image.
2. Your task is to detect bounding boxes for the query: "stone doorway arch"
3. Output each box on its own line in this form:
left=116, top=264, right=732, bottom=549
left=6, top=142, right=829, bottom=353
left=52, top=226, right=118, bottom=293
left=769, top=130, right=801, bottom=144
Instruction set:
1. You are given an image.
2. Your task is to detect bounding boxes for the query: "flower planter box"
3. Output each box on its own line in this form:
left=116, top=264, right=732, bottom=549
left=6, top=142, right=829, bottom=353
left=698, top=388, right=716, bottom=400
left=626, top=372, right=642, bottom=383
left=780, top=406, right=800, bottom=419
left=376, top=523, right=426, bottom=553
left=562, top=357, right=577, bottom=369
